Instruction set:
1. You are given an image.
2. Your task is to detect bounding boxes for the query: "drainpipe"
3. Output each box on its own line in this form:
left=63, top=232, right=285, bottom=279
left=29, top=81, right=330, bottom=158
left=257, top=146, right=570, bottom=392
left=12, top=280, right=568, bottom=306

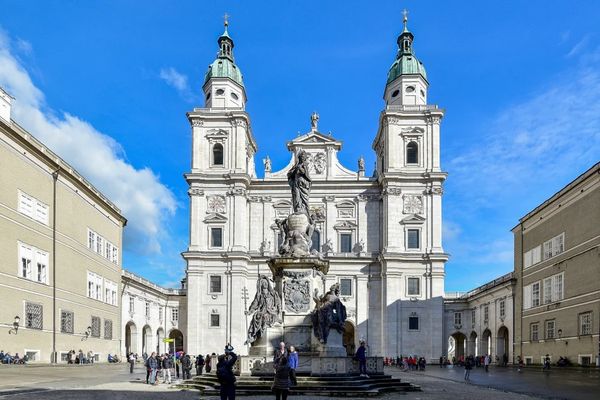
left=51, top=168, right=59, bottom=363
left=518, top=222, right=524, bottom=364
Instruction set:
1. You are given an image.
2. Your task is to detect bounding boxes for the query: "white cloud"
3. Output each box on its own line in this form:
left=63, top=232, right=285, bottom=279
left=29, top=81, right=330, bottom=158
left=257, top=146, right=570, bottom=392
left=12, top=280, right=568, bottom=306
left=449, top=48, right=600, bottom=203
left=566, top=35, right=590, bottom=58
left=159, top=67, right=194, bottom=100
left=0, top=30, right=177, bottom=255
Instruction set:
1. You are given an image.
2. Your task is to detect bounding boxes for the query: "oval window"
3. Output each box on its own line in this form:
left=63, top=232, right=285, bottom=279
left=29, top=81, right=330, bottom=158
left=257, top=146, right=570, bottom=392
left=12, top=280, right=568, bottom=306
left=231, top=92, right=239, bottom=100
left=420, top=90, right=425, bottom=97
left=406, top=86, right=415, bottom=93
left=392, top=90, right=400, bottom=98
left=216, top=89, right=225, bottom=95
left=206, top=92, right=211, bottom=101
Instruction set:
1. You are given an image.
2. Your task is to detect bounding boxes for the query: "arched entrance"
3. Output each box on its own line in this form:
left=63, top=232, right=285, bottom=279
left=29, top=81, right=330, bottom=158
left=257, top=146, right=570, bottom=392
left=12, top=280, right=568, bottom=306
left=448, top=332, right=467, bottom=362
left=497, top=326, right=509, bottom=364
left=142, top=325, right=152, bottom=355
left=468, top=331, right=478, bottom=357
left=342, top=321, right=356, bottom=356
left=125, top=321, right=137, bottom=355
left=481, top=329, right=492, bottom=356
left=156, top=328, right=165, bottom=354
left=169, top=329, right=184, bottom=354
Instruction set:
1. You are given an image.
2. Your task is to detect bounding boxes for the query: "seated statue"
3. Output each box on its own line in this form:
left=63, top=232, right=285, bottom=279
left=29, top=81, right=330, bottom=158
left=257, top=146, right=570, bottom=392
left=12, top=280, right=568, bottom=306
left=245, top=275, right=282, bottom=345
left=311, top=283, right=347, bottom=344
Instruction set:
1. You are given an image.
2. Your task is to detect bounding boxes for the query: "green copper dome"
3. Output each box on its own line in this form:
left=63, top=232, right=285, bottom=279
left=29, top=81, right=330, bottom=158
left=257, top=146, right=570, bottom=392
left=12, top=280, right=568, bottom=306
left=204, top=25, right=244, bottom=87
left=387, top=54, right=427, bottom=84
left=386, top=15, right=427, bottom=85
left=204, top=57, right=244, bottom=86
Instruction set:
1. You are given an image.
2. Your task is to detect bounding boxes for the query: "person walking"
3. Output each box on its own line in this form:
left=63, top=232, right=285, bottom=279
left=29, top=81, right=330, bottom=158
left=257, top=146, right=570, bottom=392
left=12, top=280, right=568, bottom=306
left=175, top=352, right=181, bottom=378
left=205, top=354, right=212, bottom=373
left=484, top=354, right=490, bottom=372
left=355, top=341, right=368, bottom=378
left=543, top=354, right=551, bottom=371
left=464, top=356, right=472, bottom=381
left=517, top=356, right=524, bottom=372
left=182, top=353, right=192, bottom=380
left=216, top=345, right=238, bottom=400
left=288, top=346, right=298, bottom=386
left=147, top=352, right=159, bottom=385
left=272, top=355, right=291, bottom=400
left=128, top=352, right=135, bottom=373
left=196, top=354, right=205, bottom=376
left=162, top=353, right=173, bottom=384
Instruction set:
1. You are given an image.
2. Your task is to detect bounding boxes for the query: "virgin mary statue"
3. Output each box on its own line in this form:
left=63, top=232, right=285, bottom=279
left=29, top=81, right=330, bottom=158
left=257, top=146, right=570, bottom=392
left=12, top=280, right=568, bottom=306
left=287, top=150, right=312, bottom=215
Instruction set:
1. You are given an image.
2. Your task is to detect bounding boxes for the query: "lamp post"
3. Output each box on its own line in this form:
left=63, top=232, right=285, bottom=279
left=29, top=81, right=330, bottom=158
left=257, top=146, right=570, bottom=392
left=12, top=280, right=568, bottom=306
left=8, top=316, right=20, bottom=335
left=82, top=326, right=92, bottom=341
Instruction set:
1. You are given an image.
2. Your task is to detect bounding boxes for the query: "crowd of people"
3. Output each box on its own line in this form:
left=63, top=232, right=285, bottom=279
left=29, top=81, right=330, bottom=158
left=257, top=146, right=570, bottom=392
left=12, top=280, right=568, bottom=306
left=0, top=350, right=28, bottom=364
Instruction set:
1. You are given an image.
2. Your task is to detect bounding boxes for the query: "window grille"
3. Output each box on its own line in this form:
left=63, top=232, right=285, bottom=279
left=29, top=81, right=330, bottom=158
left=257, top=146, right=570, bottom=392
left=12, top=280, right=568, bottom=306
left=25, top=302, right=43, bottom=330
left=91, top=316, right=101, bottom=337
left=61, top=310, right=74, bottom=334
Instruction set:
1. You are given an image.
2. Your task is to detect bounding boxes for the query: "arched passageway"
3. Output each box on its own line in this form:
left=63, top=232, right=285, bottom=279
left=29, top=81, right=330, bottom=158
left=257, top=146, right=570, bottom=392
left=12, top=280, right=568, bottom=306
left=468, top=331, right=478, bottom=357
left=142, top=325, right=152, bottom=355
left=169, top=329, right=184, bottom=354
left=448, top=332, right=467, bottom=362
left=481, top=329, right=492, bottom=356
left=156, top=328, right=165, bottom=354
left=125, top=321, right=137, bottom=355
left=497, top=326, right=509, bottom=363
left=343, top=321, right=356, bottom=356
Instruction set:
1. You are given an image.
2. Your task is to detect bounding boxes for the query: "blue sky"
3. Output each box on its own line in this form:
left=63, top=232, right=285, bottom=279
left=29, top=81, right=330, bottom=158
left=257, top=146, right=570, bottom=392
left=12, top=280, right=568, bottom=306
left=1, top=1, right=599, bottom=291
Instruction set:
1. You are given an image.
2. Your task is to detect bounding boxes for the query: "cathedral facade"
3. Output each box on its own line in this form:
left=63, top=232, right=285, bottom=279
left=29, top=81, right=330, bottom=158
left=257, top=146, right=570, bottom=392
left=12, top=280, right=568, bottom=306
left=182, top=17, right=448, bottom=359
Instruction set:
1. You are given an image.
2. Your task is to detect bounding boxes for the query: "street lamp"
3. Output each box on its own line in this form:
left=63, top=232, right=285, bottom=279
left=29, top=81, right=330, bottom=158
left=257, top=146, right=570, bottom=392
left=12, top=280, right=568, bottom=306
left=8, top=316, right=20, bottom=335
left=558, top=329, right=562, bottom=339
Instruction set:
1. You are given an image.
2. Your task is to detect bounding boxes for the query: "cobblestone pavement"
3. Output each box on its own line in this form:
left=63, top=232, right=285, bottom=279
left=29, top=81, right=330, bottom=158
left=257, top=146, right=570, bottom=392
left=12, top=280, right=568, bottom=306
left=0, top=363, right=598, bottom=399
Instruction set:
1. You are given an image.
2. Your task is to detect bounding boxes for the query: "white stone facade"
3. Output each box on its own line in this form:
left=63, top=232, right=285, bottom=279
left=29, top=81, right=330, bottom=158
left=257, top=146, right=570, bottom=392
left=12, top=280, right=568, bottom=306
left=179, top=23, right=448, bottom=361
left=121, top=270, right=186, bottom=357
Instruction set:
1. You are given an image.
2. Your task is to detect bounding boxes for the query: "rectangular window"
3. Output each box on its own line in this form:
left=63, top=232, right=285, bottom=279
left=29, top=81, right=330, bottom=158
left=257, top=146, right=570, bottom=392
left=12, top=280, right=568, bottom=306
left=105, top=242, right=112, bottom=260
left=25, top=302, right=43, bottom=330
left=546, top=320, right=555, bottom=339
left=499, top=299, right=506, bottom=319
left=209, top=275, right=222, bottom=294
left=471, top=309, right=476, bottom=326
left=210, top=227, right=223, bottom=248
left=532, top=282, right=540, bottom=307
left=407, top=277, right=420, bottom=296
left=210, top=313, right=220, bottom=327
left=543, top=233, right=565, bottom=260
left=88, top=230, right=96, bottom=250
left=19, top=243, right=48, bottom=284
left=91, top=316, right=101, bottom=338
left=159, top=307, right=163, bottom=322
left=60, top=310, right=74, bottom=334
left=553, top=273, right=564, bottom=302
left=103, top=280, right=117, bottom=306
left=96, top=235, right=103, bottom=255
left=580, top=312, right=592, bottom=336
left=524, top=245, right=542, bottom=268
left=484, top=305, right=489, bottom=323
left=171, top=308, right=179, bottom=322
left=87, top=272, right=103, bottom=301
left=145, top=301, right=151, bottom=318
left=18, top=191, right=49, bottom=225
left=104, top=319, right=113, bottom=340
left=408, top=316, right=419, bottom=331
left=531, top=323, right=539, bottom=341
left=340, top=233, right=352, bottom=253
left=454, top=312, right=462, bottom=326
left=407, top=229, right=420, bottom=249
left=339, top=278, right=352, bottom=297
left=543, top=277, right=552, bottom=304
left=128, top=296, right=135, bottom=313
left=112, top=245, right=119, bottom=265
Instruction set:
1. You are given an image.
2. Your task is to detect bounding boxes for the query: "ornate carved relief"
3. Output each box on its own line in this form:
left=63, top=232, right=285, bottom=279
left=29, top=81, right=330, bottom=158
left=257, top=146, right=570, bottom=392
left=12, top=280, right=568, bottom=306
left=403, top=195, right=423, bottom=214
left=283, top=278, right=310, bottom=313
left=188, top=188, right=205, bottom=196
left=385, top=116, right=402, bottom=126
left=226, top=186, right=247, bottom=196
left=232, top=119, right=248, bottom=128
left=191, top=119, right=204, bottom=127
left=337, top=208, right=354, bottom=218
left=323, top=195, right=336, bottom=202
left=310, top=205, right=326, bottom=221
left=207, top=195, right=226, bottom=214
left=383, top=187, right=402, bottom=196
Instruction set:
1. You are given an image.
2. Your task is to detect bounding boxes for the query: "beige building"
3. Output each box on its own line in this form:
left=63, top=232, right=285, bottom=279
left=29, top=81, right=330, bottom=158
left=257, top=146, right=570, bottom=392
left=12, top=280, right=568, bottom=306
left=0, top=87, right=126, bottom=363
left=513, top=162, right=600, bottom=366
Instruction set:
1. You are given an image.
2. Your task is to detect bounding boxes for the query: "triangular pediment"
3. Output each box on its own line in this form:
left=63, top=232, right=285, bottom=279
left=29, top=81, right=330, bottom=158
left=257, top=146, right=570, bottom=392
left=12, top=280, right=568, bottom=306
left=401, top=214, right=426, bottom=224
left=287, top=131, right=342, bottom=151
left=204, top=213, right=228, bottom=223
left=333, top=220, right=358, bottom=230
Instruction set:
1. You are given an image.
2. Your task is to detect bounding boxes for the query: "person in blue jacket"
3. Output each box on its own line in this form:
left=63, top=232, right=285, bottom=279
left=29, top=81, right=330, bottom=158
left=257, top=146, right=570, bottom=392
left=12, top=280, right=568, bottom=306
left=288, top=345, right=298, bottom=386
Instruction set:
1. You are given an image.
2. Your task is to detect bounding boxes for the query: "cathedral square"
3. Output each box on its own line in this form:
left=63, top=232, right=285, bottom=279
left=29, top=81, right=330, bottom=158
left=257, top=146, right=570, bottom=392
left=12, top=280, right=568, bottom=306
left=0, top=2, right=599, bottom=399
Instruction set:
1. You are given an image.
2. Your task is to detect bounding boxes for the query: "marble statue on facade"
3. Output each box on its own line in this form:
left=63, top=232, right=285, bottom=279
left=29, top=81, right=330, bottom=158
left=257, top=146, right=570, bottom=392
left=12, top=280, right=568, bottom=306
left=245, top=275, right=282, bottom=345
left=277, top=150, right=319, bottom=258
left=311, top=283, right=347, bottom=344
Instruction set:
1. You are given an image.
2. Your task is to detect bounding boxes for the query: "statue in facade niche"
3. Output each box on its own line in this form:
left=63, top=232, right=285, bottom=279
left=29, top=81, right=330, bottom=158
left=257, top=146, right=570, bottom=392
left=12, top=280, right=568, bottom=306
left=311, top=283, right=347, bottom=344
left=245, top=275, right=282, bottom=345
left=263, top=155, right=271, bottom=173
